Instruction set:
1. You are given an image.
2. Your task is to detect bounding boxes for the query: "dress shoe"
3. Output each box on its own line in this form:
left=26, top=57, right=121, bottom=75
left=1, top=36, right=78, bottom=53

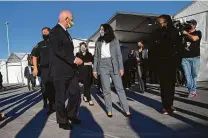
left=89, top=101, right=94, bottom=106
left=59, top=123, right=73, bottom=130
left=68, top=118, right=81, bottom=124
left=107, top=112, right=113, bottom=118
left=0, top=113, right=6, bottom=121
left=124, top=112, right=132, bottom=118
left=83, top=97, right=88, bottom=102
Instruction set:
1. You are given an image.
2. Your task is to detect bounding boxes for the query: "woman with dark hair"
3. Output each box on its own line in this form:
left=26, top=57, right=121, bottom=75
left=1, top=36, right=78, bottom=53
left=149, top=15, right=183, bottom=114
left=76, top=42, right=94, bottom=106
left=93, top=24, right=131, bottom=117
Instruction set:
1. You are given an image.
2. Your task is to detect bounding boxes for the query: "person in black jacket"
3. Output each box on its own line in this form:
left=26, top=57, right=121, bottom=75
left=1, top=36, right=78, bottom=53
left=24, top=61, right=36, bottom=91
left=123, top=50, right=137, bottom=89
left=149, top=14, right=183, bottom=115
left=76, top=42, right=94, bottom=106
left=32, top=27, right=55, bottom=115
left=49, top=10, right=83, bottom=130
left=0, top=72, right=3, bottom=90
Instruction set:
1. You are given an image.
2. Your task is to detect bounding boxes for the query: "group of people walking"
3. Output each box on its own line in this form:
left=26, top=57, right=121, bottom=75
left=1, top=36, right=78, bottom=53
left=30, top=11, right=202, bottom=128
left=1, top=10, right=201, bottom=131
left=29, top=10, right=131, bottom=130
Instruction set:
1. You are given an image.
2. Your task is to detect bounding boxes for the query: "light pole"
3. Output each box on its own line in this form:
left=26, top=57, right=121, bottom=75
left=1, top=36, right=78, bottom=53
left=4, top=21, right=11, bottom=57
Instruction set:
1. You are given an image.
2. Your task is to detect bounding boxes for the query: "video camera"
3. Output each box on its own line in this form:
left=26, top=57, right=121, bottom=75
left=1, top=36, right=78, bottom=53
left=172, top=19, right=192, bottom=33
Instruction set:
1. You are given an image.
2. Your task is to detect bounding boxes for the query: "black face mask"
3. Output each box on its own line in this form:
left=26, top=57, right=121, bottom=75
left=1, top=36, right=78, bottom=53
left=138, top=46, right=142, bottom=49
left=42, top=35, right=49, bottom=40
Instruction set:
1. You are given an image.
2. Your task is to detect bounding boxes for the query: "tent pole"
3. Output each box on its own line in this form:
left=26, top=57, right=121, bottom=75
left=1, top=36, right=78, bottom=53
left=6, top=63, right=9, bottom=84
left=20, top=61, right=24, bottom=85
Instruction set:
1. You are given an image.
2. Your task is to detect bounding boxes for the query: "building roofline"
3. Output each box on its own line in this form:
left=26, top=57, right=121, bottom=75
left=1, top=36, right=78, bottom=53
left=87, top=11, right=161, bottom=42
left=174, top=1, right=195, bottom=17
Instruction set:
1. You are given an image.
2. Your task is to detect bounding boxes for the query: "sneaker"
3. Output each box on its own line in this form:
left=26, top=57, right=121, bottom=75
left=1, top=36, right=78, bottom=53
left=188, top=92, right=197, bottom=98
left=162, top=109, right=168, bottom=115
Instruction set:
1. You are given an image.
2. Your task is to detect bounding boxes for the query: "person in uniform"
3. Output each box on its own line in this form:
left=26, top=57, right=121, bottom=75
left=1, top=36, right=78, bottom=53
left=32, top=27, right=55, bottom=115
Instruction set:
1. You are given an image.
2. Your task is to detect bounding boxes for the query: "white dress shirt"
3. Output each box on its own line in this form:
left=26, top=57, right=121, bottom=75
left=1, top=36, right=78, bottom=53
left=58, top=23, right=66, bottom=31
left=101, top=42, right=111, bottom=58
left=28, top=66, right=32, bottom=74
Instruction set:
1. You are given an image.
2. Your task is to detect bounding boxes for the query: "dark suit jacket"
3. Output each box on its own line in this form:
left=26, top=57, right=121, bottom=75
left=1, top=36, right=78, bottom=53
left=49, top=24, right=77, bottom=78
left=24, top=66, right=33, bottom=78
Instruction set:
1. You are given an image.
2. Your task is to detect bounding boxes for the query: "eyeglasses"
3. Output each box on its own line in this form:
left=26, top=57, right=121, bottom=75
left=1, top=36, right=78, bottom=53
left=66, top=17, right=74, bottom=22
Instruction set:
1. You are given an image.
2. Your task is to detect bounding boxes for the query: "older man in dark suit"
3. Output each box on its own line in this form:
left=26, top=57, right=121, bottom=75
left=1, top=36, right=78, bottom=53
left=49, top=10, right=83, bottom=130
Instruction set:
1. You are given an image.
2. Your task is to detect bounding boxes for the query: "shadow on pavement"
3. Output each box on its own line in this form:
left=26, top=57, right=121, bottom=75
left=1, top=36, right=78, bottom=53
left=15, top=109, right=49, bottom=138
left=0, top=91, right=42, bottom=129
left=69, top=106, right=104, bottom=138
left=0, top=84, right=25, bottom=94
left=127, top=106, right=174, bottom=138
left=197, top=87, right=208, bottom=91
left=0, top=89, right=22, bottom=96
left=0, top=91, right=38, bottom=113
left=146, top=88, right=208, bottom=109
left=127, top=106, right=207, bottom=138
left=126, top=89, right=208, bottom=129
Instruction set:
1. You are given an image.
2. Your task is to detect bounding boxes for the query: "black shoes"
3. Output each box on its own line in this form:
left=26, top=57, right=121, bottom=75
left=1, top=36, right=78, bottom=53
left=59, top=118, right=81, bottom=130
left=68, top=118, right=81, bottom=124
left=59, top=123, right=73, bottom=130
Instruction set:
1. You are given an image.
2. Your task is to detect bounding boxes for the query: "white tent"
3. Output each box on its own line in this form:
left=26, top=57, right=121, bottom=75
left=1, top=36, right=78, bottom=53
left=174, top=1, right=208, bottom=81
left=5, top=52, right=40, bottom=85
left=6, top=53, right=29, bottom=84
left=0, top=59, right=7, bottom=84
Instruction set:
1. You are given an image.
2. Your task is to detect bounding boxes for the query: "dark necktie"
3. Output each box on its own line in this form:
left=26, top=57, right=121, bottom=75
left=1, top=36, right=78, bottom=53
left=66, top=30, right=72, bottom=42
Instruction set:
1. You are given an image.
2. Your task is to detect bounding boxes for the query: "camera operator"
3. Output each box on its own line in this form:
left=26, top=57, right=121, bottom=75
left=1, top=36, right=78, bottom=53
left=181, top=19, right=202, bottom=98
left=149, top=14, right=183, bottom=115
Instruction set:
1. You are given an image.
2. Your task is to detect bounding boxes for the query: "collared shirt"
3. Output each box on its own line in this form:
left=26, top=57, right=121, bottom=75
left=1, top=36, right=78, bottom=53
left=28, top=66, right=32, bottom=74
left=58, top=23, right=66, bottom=31
left=101, top=42, right=111, bottom=58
